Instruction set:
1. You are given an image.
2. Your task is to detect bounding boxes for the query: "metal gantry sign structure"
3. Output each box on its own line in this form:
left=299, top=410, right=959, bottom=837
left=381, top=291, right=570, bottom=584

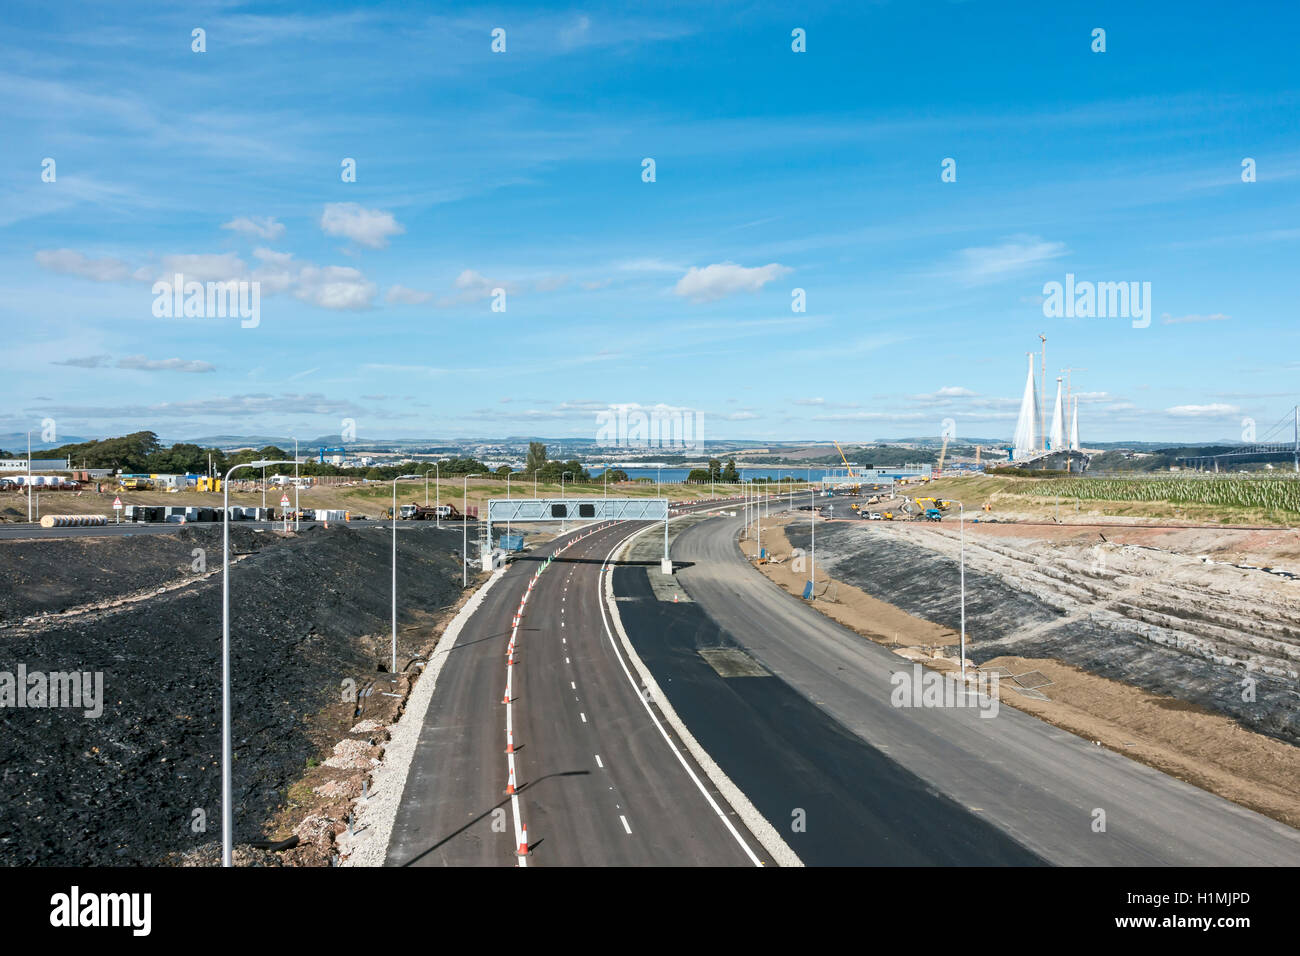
left=484, top=497, right=672, bottom=572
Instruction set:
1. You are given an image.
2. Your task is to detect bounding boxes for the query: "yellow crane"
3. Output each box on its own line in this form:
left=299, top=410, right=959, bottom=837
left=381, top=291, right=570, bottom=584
left=833, top=441, right=858, bottom=478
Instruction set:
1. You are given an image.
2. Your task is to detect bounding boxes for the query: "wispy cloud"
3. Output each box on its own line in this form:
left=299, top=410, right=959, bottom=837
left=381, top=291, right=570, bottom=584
left=673, top=262, right=792, bottom=303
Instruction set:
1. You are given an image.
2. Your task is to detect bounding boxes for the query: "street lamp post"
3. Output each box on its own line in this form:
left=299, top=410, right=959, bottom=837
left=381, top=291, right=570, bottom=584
left=949, top=499, right=968, bottom=680
left=391, top=473, right=420, bottom=676
left=423, top=462, right=443, bottom=528
left=809, top=485, right=816, bottom=603
left=463, top=475, right=469, bottom=587
left=292, top=438, right=300, bottom=531
left=222, top=458, right=296, bottom=868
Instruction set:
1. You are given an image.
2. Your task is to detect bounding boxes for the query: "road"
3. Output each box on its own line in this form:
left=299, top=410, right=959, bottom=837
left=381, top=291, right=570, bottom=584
left=385, top=509, right=764, bottom=866
left=637, top=505, right=1300, bottom=865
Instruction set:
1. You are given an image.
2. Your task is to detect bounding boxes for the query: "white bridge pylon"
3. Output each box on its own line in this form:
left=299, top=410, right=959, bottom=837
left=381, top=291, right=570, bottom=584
left=484, top=497, right=672, bottom=574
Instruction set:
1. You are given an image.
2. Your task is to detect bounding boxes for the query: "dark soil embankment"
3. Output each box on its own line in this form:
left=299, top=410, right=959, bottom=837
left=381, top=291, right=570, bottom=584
left=0, top=523, right=466, bottom=865
left=785, top=521, right=1300, bottom=746
left=0, top=526, right=242, bottom=623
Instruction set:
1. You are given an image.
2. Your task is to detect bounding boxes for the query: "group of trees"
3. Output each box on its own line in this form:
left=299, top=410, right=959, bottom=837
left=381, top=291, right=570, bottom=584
left=25, top=431, right=222, bottom=474
left=686, top=458, right=740, bottom=482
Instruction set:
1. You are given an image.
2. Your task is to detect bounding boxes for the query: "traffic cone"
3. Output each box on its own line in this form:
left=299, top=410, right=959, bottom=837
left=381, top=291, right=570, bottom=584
left=517, top=824, right=530, bottom=857
left=505, top=767, right=517, bottom=794
left=505, top=732, right=515, bottom=754
left=502, top=686, right=510, bottom=704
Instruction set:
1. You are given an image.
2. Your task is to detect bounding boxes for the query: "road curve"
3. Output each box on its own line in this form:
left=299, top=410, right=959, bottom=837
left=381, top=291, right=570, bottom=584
left=385, top=512, right=764, bottom=867
left=658, top=506, right=1300, bottom=866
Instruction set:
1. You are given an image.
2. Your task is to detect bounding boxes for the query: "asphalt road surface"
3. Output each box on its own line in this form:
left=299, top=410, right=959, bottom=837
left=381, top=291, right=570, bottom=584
left=652, top=505, right=1300, bottom=866
left=385, top=509, right=764, bottom=867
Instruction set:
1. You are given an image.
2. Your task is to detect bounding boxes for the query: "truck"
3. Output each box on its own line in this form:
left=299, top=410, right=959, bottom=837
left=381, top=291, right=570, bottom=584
left=923, top=508, right=943, bottom=521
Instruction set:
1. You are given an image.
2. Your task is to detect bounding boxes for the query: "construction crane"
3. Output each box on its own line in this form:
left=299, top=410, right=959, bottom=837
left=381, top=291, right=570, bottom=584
left=318, top=446, right=347, bottom=464
left=833, top=441, right=859, bottom=478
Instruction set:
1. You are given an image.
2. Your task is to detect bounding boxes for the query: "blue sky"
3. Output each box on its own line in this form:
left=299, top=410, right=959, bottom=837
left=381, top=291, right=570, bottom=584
left=3, top=0, right=1298, bottom=447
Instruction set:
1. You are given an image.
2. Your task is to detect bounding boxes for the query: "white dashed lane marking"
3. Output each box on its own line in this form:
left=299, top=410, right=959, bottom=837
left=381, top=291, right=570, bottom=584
left=620, top=815, right=632, bottom=834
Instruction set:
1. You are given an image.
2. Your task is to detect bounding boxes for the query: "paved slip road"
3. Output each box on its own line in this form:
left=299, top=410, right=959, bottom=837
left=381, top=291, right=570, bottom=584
left=648, top=505, right=1300, bottom=866
left=386, top=507, right=764, bottom=867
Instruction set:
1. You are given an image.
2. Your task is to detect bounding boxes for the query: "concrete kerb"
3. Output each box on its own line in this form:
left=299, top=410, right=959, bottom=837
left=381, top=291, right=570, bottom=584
left=604, top=517, right=804, bottom=868
left=340, top=564, right=509, bottom=867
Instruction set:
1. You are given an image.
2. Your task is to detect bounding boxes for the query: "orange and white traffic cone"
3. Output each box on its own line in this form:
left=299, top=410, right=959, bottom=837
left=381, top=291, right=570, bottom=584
left=502, top=686, right=510, bottom=704
left=505, top=732, right=515, bottom=754
left=517, top=824, right=530, bottom=857
left=505, top=767, right=517, bottom=794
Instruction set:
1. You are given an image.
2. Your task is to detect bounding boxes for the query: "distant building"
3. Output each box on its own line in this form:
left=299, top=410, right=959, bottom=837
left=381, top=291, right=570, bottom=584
left=0, top=458, right=67, bottom=472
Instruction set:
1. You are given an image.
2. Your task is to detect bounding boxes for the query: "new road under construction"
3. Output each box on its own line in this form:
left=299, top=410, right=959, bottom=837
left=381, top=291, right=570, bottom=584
left=2, top=485, right=1298, bottom=867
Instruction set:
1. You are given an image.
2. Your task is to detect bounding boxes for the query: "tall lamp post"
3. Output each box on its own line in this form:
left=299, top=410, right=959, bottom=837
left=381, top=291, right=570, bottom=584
left=463, top=474, right=469, bottom=586
left=808, top=485, right=816, bottom=603
left=424, top=462, right=442, bottom=528
left=222, top=458, right=296, bottom=868
left=391, top=473, right=420, bottom=675
left=948, top=499, right=968, bottom=680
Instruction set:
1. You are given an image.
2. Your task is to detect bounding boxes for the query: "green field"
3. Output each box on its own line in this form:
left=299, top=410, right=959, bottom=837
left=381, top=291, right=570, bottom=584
left=1022, top=475, right=1300, bottom=514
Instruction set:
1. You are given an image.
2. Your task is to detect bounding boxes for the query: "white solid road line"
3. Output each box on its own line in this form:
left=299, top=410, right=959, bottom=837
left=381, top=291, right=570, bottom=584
left=596, top=525, right=764, bottom=867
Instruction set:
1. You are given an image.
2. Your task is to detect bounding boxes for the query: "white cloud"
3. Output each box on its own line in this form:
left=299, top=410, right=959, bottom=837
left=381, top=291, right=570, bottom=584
left=222, top=216, right=286, bottom=240
left=295, top=265, right=377, bottom=310
left=52, top=355, right=112, bottom=368
left=116, top=355, right=215, bottom=373
left=437, top=269, right=510, bottom=305
left=158, top=253, right=248, bottom=283
left=913, top=386, right=978, bottom=402
left=320, top=202, right=404, bottom=249
left=52, top=354, right=214, bottom=372
left=673, top=261, right=792, bottom=302
left=948, top=235, right=1067, bottom=284
left=1166, top=403, right=1240, bottom=417
left=386, top=284, right=433, bottom=305
left=35, top=249, right=131, bottom=282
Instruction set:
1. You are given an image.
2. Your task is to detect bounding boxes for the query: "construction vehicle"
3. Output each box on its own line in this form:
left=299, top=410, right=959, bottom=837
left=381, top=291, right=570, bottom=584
left=119, top=477, right=154, bottom=491
left=923, top=508, right=943, bottom=521
left=833, top=441, right=859, bottom=479
left=911, top=496, right=951, bottom=513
